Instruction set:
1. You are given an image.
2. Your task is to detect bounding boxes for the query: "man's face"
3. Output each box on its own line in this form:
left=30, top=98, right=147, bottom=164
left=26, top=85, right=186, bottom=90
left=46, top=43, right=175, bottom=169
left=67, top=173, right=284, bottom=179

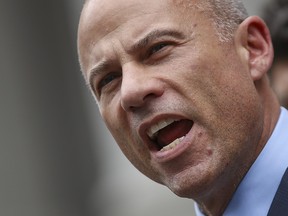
left=78, top=0, right=263, bottom=198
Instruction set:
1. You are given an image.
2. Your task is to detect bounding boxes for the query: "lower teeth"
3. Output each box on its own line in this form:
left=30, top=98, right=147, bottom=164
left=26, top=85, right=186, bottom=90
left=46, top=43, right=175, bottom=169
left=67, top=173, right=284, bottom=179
left=160, top=136, right=185, bottom=152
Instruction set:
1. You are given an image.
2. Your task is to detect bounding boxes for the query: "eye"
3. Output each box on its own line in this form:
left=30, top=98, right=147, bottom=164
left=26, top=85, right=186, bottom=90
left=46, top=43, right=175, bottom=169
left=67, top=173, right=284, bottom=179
left=98, top=72, right=121, bottom=92
left=148, top=43, right=169, bottom=56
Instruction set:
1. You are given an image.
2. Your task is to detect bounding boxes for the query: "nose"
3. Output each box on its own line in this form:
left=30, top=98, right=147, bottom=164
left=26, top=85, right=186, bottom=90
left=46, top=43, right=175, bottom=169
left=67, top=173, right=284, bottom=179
left=120, top=63, right=164, bottom=112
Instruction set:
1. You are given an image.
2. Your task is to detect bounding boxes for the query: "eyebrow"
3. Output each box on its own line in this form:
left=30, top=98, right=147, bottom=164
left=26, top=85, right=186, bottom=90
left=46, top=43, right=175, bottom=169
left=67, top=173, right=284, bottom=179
left=128, top=29, right=186, bottom=54
left=88, top=60, right=111, bottom=89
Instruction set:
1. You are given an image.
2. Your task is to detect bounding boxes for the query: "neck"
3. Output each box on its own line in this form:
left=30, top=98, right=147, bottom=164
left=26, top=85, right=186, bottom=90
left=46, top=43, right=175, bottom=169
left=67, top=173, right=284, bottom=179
left=254, top=76, right=281, bottom=157
left=195, top=164, right=251, bottom=216
left=195, top=76, right=281, bottom=216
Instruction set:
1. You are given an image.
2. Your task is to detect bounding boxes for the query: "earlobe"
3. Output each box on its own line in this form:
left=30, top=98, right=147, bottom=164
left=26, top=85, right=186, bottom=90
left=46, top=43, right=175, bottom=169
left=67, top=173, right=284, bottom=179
left=236, top=16, right=274, bottom=81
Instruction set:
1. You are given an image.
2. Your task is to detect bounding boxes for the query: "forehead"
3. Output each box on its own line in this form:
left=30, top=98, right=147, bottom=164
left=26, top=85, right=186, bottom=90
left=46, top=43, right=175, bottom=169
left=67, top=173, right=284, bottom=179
left=78, top=0, right=206, bottom=72
left=80, top=0, right=171, bottom=39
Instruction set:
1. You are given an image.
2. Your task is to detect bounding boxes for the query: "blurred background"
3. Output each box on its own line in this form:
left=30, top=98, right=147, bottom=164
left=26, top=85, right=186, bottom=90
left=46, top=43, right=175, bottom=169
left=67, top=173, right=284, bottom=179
left=0, top=0, right=271, bottom=216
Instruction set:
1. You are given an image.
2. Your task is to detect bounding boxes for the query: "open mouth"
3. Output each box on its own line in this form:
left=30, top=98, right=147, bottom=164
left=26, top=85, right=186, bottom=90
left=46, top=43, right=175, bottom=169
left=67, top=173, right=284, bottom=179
left=147, top=119, right=194, bottom=152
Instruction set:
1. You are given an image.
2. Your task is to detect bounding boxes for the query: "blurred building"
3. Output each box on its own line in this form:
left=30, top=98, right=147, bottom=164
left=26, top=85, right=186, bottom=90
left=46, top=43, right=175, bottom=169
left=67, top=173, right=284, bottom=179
left=262, top=0, right=288, bottom=108
left=0, top=1, right=98, bottom=216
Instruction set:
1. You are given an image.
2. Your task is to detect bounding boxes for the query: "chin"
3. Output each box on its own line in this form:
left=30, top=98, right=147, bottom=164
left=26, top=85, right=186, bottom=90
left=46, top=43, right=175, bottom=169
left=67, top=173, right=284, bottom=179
left=167, top=181, right=201, bottom=199
left=164, top=162, right=224, bottom=200
left=164, top=172, right=208, bottom=199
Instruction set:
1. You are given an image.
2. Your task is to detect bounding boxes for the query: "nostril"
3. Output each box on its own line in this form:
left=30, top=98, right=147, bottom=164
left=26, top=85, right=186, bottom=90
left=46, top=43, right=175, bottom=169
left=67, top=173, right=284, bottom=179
left=143, top=93, right=158, bottom=101
left=120, top=73, right=165, bottom=111
left=120, top=88, right=146, bottom=111
left=121, top=89, right=163, bottom=112
left=129, top=105, right=138, bottom=112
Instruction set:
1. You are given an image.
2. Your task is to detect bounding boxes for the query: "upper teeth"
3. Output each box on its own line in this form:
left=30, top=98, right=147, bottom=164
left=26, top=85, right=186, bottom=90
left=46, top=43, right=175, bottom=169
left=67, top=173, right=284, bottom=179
left=147, top=118, right=178, bottom=139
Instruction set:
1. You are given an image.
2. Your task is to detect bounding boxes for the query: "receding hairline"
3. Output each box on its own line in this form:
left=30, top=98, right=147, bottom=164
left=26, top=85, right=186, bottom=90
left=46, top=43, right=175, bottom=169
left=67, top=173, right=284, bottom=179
left=169, top=0, right=248, bottom=42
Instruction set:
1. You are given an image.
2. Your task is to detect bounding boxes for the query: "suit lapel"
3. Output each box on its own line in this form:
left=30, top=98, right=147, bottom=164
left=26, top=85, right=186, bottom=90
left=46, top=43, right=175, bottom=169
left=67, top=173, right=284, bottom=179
left=268, top=168, right=288, bottom=216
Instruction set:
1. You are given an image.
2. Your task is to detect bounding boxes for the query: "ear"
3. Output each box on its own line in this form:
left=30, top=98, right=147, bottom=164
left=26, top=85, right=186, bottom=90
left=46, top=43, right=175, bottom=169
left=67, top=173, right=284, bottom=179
left=235, top=16, right=274, bottom=81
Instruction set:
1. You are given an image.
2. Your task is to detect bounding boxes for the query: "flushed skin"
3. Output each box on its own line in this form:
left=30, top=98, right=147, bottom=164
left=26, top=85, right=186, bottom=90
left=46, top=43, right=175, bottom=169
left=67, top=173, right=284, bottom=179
left=78, top=0, right=280, bottom=215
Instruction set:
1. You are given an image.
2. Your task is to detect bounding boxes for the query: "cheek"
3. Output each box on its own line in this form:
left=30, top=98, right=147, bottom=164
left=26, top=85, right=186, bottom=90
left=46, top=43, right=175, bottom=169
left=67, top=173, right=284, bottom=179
left=101, top=103, right=128, bottom=146
left=100, top=101, right=130, bottom=153
left=101, top=102, right=159, bottom=179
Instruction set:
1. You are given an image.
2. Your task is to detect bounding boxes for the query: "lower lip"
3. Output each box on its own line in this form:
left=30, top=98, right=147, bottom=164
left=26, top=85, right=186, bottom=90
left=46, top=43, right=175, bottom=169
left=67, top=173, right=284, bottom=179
left=151, top=126, right=194, bottom=163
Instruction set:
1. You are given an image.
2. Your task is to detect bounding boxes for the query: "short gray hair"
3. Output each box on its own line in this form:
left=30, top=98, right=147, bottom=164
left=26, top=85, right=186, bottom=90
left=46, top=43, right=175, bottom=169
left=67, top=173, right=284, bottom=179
left=207, top=0, right=248, bottom=42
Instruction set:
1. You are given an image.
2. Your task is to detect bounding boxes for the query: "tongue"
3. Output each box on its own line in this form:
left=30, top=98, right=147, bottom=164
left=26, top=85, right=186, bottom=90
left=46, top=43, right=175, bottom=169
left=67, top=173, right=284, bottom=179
left=156, top=119, right=193, bottom=148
